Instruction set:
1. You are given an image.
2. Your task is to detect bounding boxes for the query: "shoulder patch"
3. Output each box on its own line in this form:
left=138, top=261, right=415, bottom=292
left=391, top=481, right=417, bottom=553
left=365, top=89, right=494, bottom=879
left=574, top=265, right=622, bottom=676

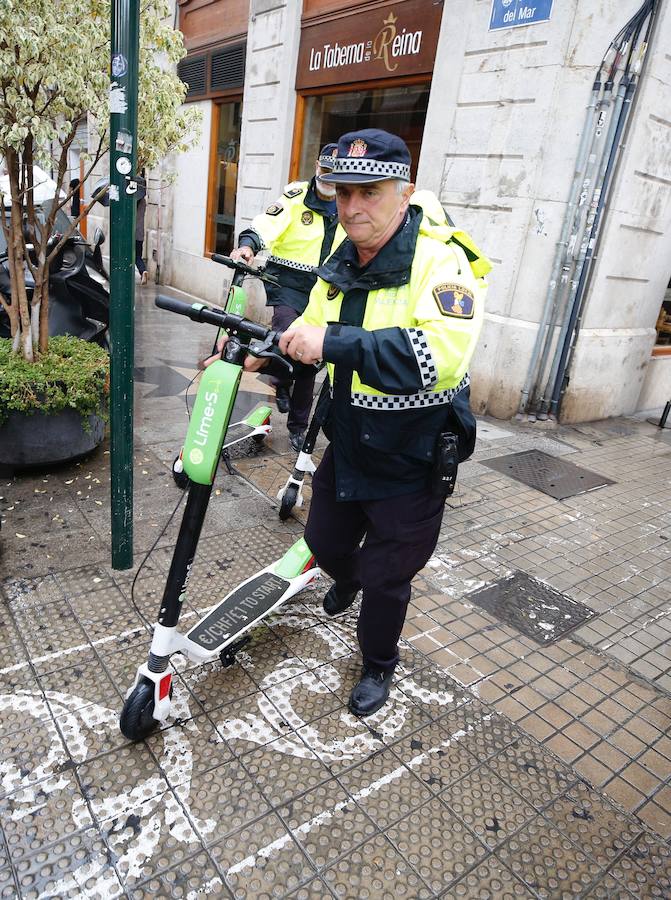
left=284, top=187, right=304, bottom=199
left=433, top=283, right=475, bottom=319
left=326, top=283, right=340, bottom=301
left=266, top=203, right=283, bottom=216
left=301, top=210, right=314, bottom=225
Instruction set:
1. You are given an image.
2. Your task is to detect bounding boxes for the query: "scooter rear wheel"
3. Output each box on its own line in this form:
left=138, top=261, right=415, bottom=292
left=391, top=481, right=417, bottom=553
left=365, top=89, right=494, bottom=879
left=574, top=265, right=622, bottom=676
left=252, top=434, right=266, bottom=445
left=120, top=679, right=160, bottom=742
left=172, top=455, right=190, bottom=489
left=279, top=484, right=299, bottom=521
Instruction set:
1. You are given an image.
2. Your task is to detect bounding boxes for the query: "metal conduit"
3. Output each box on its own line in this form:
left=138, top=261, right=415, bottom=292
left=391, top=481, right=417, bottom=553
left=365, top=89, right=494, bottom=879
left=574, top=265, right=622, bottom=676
left=516, top=72, right=604, bottom=417
left=518, top=0, right=656, bottom=420
left=549, top=3, right=656, bottom=416
left=536, top=48, right=630, bottom=418
left=535, top=84, right=617, bottom=419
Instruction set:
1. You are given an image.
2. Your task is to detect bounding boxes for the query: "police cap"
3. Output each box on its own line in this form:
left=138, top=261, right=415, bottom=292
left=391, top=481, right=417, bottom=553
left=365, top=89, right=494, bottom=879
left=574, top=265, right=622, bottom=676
left=320, top=129, right=411, bottom=184
left=318, top=143, right=338, bottom=170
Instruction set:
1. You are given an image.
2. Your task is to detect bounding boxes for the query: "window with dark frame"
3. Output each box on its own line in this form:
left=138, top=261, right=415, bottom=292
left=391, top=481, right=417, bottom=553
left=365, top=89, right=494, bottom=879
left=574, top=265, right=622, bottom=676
left=296, top=83, right=431, bottom=183
left=207, top=100, right=242, bottom=257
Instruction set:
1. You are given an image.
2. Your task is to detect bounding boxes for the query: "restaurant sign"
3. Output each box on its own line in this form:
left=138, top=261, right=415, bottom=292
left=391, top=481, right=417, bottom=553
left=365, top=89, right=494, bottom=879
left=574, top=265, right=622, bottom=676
left=296, top=0, right=444, bottom=90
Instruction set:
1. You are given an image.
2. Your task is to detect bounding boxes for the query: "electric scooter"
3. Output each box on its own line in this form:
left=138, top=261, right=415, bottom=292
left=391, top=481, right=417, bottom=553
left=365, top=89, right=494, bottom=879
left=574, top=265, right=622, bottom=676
left=277, top=377, right=331, bottom=520
left=171, top=254, right=275, bottom=488
left=119, top=260, right=321, bottom=743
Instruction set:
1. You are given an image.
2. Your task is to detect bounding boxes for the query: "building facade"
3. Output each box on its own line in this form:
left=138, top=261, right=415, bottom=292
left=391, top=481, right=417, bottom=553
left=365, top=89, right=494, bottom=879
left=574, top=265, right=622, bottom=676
left=161, top=0, right=671, bottom=422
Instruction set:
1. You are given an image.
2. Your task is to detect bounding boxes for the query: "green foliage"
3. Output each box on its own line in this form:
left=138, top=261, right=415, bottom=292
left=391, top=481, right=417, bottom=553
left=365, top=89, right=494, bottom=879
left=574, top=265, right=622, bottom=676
left=0, top=0, right=201, bottom=357
left=0, top=0, right=200, bottom=169
left=0, top=335, right=109, bottom=424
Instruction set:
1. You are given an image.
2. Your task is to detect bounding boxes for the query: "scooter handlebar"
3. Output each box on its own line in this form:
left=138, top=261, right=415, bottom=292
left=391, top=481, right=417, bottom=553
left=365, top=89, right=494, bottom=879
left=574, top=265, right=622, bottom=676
left=155, top=295, right=278, bottom=343
left=211, top=253, right=281, bottom=286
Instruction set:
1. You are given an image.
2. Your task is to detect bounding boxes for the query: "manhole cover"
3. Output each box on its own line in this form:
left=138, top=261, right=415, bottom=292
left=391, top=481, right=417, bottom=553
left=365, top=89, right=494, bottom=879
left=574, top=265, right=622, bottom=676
left=482, top=450, right=614, bottom=499
left=468, top=572, right=596, bottom=644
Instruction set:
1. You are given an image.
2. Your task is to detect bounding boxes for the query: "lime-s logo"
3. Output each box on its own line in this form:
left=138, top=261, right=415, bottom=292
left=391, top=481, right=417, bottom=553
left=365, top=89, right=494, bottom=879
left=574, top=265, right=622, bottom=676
left=194, top=390, right=218, bottom=447
left=189, top=448, right=204, bottom=465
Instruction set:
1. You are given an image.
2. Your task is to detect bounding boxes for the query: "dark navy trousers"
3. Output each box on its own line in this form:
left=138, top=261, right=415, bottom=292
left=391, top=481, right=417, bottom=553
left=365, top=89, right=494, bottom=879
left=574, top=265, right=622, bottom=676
left=270, top=304, right=316, bottom=433
left=305, top=446, right=445, bottom=673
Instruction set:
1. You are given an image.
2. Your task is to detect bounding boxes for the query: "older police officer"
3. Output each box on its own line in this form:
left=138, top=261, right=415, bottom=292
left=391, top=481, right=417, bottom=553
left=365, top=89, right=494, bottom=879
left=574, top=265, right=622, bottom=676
left=280, top=129, right=488, bottom=715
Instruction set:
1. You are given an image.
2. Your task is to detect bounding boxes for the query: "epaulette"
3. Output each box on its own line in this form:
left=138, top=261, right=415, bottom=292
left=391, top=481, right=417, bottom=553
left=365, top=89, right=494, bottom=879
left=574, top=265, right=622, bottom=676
left=283, top=183, right=306, bottom=199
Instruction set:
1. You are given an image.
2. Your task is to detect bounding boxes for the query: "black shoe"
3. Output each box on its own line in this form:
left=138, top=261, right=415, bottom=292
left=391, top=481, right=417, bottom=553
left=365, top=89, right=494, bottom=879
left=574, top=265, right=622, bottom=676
left=275, top=385, right=290, bottom=414
left=323, top=584, right=357, bottom=616
left=349, top=666, right=394, bottom=717
left=289, top=430, right=305, bottom=452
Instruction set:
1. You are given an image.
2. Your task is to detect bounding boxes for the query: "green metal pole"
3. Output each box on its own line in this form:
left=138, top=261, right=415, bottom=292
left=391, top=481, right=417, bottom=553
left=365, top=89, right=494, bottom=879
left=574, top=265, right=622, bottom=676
left=109, top=0, right=140, bottom=569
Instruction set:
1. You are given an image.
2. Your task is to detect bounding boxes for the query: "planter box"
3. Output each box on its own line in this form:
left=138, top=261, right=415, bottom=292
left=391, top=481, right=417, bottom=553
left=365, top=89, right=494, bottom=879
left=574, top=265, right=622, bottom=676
left=0, top=408, right=105, bottom=472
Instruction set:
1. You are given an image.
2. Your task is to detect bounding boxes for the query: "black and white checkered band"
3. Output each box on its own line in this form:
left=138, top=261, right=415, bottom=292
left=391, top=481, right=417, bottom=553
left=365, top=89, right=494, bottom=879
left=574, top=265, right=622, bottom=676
left=351, top=373, right=470, bottom=411
left=332, top=158, right=411, bottom=180
left=405, top=328, right=438, bottom=389
left=268, top=255, right=315, bottom=273
left=319, top=154, right=336, bottom=168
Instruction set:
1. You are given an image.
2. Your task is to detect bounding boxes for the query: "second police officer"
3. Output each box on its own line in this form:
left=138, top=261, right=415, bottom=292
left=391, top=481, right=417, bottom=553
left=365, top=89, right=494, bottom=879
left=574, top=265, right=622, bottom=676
left=230, top=144, right=345, bottom=451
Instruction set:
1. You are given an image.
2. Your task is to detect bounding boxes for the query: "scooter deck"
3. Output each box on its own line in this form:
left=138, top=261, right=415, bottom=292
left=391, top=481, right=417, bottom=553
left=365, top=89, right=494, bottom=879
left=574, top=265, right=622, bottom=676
left=223, top=420, right=259, bottom=448
left=186, top=569, right=291, bottom=651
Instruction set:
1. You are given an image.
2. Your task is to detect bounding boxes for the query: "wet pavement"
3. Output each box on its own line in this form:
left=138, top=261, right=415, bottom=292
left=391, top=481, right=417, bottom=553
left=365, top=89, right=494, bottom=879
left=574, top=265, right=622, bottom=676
left=0, top=285, right=670, bottom=898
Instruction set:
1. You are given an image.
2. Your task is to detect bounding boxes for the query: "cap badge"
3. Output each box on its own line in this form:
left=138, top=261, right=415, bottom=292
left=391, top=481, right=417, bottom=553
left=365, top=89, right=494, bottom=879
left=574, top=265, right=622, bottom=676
left=301, top=210, right=314, bottom=225
left=348, top=139, right=368, bottom=158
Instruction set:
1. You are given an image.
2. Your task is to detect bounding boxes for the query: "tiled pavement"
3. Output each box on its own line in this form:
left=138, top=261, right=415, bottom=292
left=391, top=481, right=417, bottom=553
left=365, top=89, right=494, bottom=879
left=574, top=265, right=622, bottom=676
left=0, top=293, right=669, bottom=897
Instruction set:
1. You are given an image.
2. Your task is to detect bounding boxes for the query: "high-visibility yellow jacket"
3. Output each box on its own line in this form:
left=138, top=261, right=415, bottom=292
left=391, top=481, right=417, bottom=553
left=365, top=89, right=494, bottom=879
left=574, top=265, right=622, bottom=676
left=238, top=178, right=346, bottom=313
left=296, top=202, right=490, bottom=500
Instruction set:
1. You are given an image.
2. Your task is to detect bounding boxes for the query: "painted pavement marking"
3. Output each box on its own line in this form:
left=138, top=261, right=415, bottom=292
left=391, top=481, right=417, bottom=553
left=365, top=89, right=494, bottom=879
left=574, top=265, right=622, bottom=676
left=0, top=617, right=484, bottom=897
left=226, top=715, right=490, bottom=876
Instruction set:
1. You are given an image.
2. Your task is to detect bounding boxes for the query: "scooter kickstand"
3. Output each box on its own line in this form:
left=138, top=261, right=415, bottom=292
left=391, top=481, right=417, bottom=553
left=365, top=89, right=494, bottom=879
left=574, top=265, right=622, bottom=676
left=219, top=635, right=251, bottom=668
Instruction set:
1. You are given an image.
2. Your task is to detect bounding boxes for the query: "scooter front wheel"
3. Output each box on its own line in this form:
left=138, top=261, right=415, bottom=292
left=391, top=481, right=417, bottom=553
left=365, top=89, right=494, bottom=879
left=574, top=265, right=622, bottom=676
left=279, top=484, right=299, bottom=521
left=172, top=455, right=190, bottom=489
left=120, top=679, right=161, bottom=742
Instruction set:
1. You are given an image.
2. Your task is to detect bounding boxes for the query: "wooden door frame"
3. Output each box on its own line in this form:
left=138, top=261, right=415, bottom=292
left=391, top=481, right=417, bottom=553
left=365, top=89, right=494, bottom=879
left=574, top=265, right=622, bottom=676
left=204, top=95, right=242, bottom=257
left=204, top=100, right=222, bottom=257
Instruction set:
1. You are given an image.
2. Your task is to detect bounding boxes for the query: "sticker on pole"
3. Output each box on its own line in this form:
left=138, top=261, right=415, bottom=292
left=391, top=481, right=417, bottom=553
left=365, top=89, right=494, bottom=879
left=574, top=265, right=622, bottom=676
left=115, top=130, right=133, bottom=153
left=489, top=0, right=553, bottom=30
left=111, top=53, right=128, bottom=78
left=109, top=83, right=128, bottom=115
left=116, top=157, right=132, bottom=175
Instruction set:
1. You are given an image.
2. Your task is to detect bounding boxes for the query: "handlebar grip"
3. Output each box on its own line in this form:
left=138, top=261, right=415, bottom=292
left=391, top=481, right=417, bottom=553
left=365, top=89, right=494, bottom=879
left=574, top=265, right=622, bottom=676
left=156, top=294, right=276, bottom=344
left=155, top=295, right=227, bottom=329
left=155, top=295, right=198, bottom=317
left=211, top=253, right=238, bottom=269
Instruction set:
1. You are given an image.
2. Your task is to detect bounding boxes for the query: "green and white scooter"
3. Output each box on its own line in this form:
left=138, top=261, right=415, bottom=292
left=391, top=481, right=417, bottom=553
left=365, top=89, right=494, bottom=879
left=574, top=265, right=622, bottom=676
left=120, top=259, right=321, bottom=742
left=171, top=254, right=274, bottom=488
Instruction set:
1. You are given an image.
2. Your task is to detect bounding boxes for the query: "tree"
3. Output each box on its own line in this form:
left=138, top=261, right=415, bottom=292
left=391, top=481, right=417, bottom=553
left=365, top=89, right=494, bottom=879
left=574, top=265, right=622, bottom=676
left=0, top=0, right=200, bottom=361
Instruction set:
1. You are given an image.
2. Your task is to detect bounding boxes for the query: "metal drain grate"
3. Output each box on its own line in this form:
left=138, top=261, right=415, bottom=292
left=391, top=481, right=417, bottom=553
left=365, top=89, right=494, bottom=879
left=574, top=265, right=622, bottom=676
left=468, top=572, right=596, bottom=644
left=482, top=450, right=614, bottom=499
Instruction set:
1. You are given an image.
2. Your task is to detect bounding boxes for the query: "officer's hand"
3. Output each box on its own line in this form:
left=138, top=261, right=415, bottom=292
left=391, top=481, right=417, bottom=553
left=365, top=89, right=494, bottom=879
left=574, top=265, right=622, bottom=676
left=202, top=336, right=227, bottom=368
left=203, top=336, right=269, bottom=371
left=230, top=247, right=254, bottom=264
left=279, top=325, right=325, bottom=365
left=244, top=356, right=269, bottom=372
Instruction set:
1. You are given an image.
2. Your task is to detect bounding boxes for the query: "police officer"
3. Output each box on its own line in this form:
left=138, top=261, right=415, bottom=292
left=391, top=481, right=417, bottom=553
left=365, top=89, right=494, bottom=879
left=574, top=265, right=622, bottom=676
left=230, top=144, right=345, bottom=451
left=275, top=129, right=490, bottom=716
